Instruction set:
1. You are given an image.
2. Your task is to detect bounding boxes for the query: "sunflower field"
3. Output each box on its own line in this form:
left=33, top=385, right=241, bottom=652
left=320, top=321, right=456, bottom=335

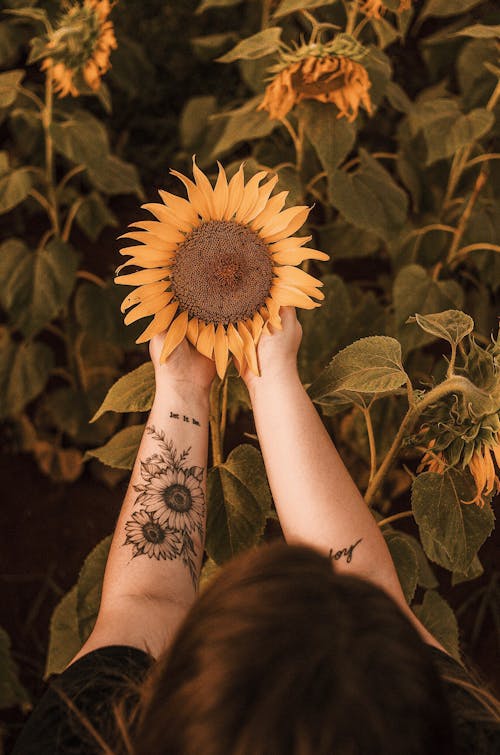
left=1, top=0, right=499, bottom=747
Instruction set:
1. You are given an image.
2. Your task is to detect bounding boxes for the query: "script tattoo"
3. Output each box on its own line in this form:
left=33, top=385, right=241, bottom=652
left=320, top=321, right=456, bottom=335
left=122, top=425, right=205, bottom=588
left=329, top=538, right=363, bottom=564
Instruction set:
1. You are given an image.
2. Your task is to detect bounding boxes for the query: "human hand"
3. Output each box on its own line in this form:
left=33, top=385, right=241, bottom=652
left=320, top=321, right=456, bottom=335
left=234, top=306, right=302, bottom=392
left=149, top=332, right=216, bottom=394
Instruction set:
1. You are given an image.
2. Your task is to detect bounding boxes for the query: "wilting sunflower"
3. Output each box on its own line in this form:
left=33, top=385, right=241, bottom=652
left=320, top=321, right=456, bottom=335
left=360, top=0, right=411, bottom=17
left=114, top=158, right=329, bottom=379
left=40, top=0, right=117, bottom=97
left=258, top=35, right=372, bottom=123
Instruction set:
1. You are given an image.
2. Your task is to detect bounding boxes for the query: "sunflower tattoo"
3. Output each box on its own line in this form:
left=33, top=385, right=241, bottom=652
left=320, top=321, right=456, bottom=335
left=122, top=425, right=205, bottom=588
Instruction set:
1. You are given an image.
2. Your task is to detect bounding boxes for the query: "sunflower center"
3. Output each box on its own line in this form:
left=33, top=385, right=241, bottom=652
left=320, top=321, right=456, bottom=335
left=170, top=220, right=274, bottom=326
left=142, top=522, right=165, bottom=544
left=163, top=483, right=192, bottom=513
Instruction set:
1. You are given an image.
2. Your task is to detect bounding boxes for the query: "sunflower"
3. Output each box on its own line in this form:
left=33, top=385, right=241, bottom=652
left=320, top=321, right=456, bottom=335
left=114, top=158, right=329, bottom=379
left=124, top=509, right=180, bottom=560
left=40, top=0, right=117, bottom=98
left=142, top=467, right=206, bottom=534
left=360, top=0, right=411, bottom=17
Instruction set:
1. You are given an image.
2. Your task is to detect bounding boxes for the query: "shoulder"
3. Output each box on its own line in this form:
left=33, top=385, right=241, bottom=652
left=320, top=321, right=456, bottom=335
left=12, top=645, right=154, bottom=755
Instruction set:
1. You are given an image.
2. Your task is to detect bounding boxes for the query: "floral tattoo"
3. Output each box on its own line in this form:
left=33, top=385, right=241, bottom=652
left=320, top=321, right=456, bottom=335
left=122, top=425, right=205, bottom=588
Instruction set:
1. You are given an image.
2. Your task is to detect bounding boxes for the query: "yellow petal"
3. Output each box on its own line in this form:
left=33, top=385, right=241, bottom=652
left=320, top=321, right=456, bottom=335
left=124, top=292, right=174, bottom=325
left=121, top=281, right=169, bottom=312
left=298, top=285, right=325, bottom=300
left=227, top=322, right=245, bottom=368
left=129, top=220, right=185, bottom=244
left=269, top=235, right=312, bottom=252
left=115, top=268, right=170, bottom=286
left=119, top=231, right=177, bottom=252
left=197, top=321, right=215, bottom=359
left=242, top=174, right=279, bottom=224
left=192, top=155, right=216, bottom=217
left=158, top=189, right=199, bottom=226
left=141, top=202, right=195, bottom=233
left=264, top=297, right=283, bottom=330
left=170, top=168, right=212, bottom=221
left=250, top=310, right=265, bottom=344
left=273, top=265, right=324, bottom=289
left=212, top=161, right=229, bottom=220
left=214, top=323, right=229, bottom=379
left=160, top=309, right=189, bottom=362
left=250, top=190, right=288, bottom=230
left=270, top=283, right=320, bottom=309
left=135, top=301, right=179, bottom=343
left=271, top=246, right=330, bottom=265
left=238, top=321, right=260, bottom=377
left=260, top=205, right=310, bottom=242
left=224, top=163, right=245, bottom=220
left=115, top=256, right=173, bottom=273
left=234, top=170, right=268, bottom=223
left=186, top=316, right=199, bottom=345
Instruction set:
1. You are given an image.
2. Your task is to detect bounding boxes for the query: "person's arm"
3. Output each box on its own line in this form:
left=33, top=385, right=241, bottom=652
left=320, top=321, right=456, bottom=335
left=239, top=306, right=449, bottom=654
left=68, top=335, right=215, bottom=665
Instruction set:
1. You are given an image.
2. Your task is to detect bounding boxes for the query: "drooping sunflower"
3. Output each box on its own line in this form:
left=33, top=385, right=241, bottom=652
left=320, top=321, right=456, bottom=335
left=40, top=0, right=117, bottom=98
left=258, top=35, right=372, bottom=123
left=114, top=158, right=329, bottom=379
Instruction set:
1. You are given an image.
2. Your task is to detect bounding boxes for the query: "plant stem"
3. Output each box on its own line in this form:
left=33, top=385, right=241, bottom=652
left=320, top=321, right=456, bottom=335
left=261, top=0, right=272, bottom=30
left=63, top=197, right=85, bottom=241
left=361, top=406, right=377, bottom=483
left=377, top=510, right=413, bottom=528
left=42, top=71, right=60, bottom=237
left=344, top=0, right=359, bottom=36
left=446, top=168, right=487, bottom=264
left=209, top=376, right=223, bottom=467
left=76, top=270, right=107, bottom=287
left=364, top=376, right=486, bottom=506
left=220, top=375, right=229, bottom=450
left=57, top=164, right=85, bottom=194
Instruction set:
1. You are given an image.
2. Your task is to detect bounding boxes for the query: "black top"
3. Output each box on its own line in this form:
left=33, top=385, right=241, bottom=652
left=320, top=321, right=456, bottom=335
left=12, top=644, right=500, bottom=754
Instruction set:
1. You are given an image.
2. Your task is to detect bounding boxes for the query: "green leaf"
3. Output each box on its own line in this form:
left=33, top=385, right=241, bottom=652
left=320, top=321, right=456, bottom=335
left=0, top=69, right=24, bottom=107
left=75, top=191, right=118, bottom=242
left=384, top=531, right=419, bottom=604
left=0, top=167, right=32, bottom=214
left=420, top=0, right=485, bottom=21
left=300, top=101, right=356, bottom=172
left=88, top=155, right=144, bottom=198
left=199, top=557, right=220, bottom=591
left=196, top=0, right=244, bottom=12
left=0, top=626, right=30, bottom=709
left=451, top=554, right=483, bottom=586
left=408, top=310, right=474, bottom=346
left=273, top=0, right=337, bottom=18
left=411, top=470, right=495, bottom=574
left=44, top=586, right=81, bottom=678
left=50, top=112, right=109, bottom=167
left=74, top=280, right=142, bottom=350
left=454, top=24, right=500, bottom=38
left=0, top=328, right=53, bottom=418
left=329, top=149, right=408, bottom=241
left=180, top=96, right=217, bottom=150
left=308, top=336, right=408, bottom=400
left=76, top=536, right=112, bottom=643
left=209, top=96, right=278, bottom=159
left=403, top=533, right=439, bottom=589
left=91, top=363, right=155, bottom=422
left=413, top=590, right=460, bottom=661
left=191, top=33, right=239, bottom=61
left=206, top=444, right=272, bottom=564
left=426, top=109, right=494, bottom=165
left=217, top=28, right=282, bottom=63
left=0, top=238, right=78, bottom=337
left=84, top=424, right=145, bottom=469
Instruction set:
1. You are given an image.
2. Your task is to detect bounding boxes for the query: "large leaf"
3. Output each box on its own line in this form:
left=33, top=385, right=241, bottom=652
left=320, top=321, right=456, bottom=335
left=74, top=280, right=143, bottom=349
left=329, top=149, right=408, bottom=240
left=75, top=191, right=118, bottom=242
left=88, top=155, right=143, bottom=198
left=77, top=535, right=112, bottom=643
left=0, top=328, right=53, bottom=418
left=420, top=0, right=485, bottom=21
left=426, top=109, right=493, bottom=165
left=206, top=444, right=272, bottom=564
left=413, top=590, right=460, bottom=661
left=0, top=168, right=32, bottom=214
left=308, top=336, right=408, bottom=401
left=411, top=470, right=495, bottom=574
left=274, top=0, right=337, bottom=18
left=454, top=24, right=500, bottom=38
left=0, top=69, right=24, bottom=107
left=91, top=362, right=156, bottom=422
left=50, top=112, right=109, bottom=167
left=408, top=310, right=474, bottom=346
left=84, top=423, right=145, bottom=469
left=180, top=96, right=217, bottom=150
left=0, top=626, right=30, bottom=709
left=384, top=531, right=419, bottom=604
left=300, top=101, right=356, bottom=173
left=0, top=238, right=78, bottom=337
left=44, top=586, right=81, bottom=678
left=209, top=96, right=278, bottom=159
left=217, top=28, right=282, bottom=62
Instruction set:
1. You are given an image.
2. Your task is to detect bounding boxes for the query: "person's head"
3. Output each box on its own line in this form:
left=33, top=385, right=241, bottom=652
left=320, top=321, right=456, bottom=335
left=129, top=541, right=456, bottom=755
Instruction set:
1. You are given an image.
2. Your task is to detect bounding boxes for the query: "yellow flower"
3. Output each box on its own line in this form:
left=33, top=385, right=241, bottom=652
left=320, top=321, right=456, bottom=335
left=258, top=54, right=373, bottom=123
left=360, top=0, right=411, bottom=18
left=40, top=0, right=117, bottom=98
left=114, top=158, right=329, bottom=380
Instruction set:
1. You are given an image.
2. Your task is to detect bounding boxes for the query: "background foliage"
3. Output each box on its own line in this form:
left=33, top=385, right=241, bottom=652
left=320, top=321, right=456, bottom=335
left=1, top=0, right=499, bottom=746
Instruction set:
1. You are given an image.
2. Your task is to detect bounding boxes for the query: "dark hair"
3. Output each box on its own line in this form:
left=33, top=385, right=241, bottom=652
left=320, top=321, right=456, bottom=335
left=127, top=542, right=457, bottom=755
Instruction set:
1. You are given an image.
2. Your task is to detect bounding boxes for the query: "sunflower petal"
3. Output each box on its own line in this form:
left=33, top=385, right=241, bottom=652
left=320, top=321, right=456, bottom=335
left=227, top=322, right=245, bottom=367
left=271, top=246, right=330, bottom=265
left=129, top=220, right=185, bottom=244
left=141, top=203, right=195, bottom=233
left=242, top=174, right=279, bottom=224
left=119, top=231, right=178, bottom=251
left=274, top=265, right=324, bottom=289
left=121, top=282, right=170, bottom=312
left=197, top=321, right=215, bottom=359
left=115, top=268, right=170, bottom=286
left=115, top=256, right=174, bottom=273
left=251, top=310, right=265, bottom=344
left=186, top=316, right=199, bottom=345
left=264, top=297, right=283, bottom=330
left=260, top=205, right=310, bottom=242
left=238, top=321, right=260, bottom=377
left=235, top=170, right=268, bottom=223
left=250, top=190, right=288, bottom=230
left=158, top=189, right=199, bottom=226
left=269, top=235, right=312, bottom=252
left=192, top=155, right=216, bottom=217
left=160, top=309, right=189, bottom=362
left=213, top=161, right=229, bottom=220
left=224, top=163, right=245, bottom=220
left=214, top=323, right=229, bottom=379
left=124, top=292, right=174, bottom=325
left=135, top=301, right=179, bottom=343
left=170, top=169, right=212, bottom=220
left=270, top=282, right=320, bottom=309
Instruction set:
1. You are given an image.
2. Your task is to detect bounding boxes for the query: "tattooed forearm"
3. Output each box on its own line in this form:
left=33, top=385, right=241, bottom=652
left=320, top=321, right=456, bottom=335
left=122, top=424, right=206, bottom=589
left=169, top=411, right=200, bottom=426
left=329, top=538, right=363, bottom=564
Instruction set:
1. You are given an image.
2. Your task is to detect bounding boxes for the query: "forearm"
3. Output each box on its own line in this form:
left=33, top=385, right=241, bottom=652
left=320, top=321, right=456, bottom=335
left=248, top=368, right=402, bottom=591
